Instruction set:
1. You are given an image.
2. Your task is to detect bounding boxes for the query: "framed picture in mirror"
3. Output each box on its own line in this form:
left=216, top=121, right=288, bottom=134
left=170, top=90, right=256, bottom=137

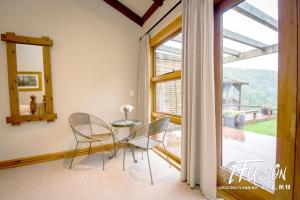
left=17, top=71, right=42, bottom=91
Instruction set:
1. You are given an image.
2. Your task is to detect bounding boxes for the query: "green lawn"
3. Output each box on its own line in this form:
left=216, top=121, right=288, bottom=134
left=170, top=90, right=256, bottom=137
left=244, top=119, right=277, bottom=137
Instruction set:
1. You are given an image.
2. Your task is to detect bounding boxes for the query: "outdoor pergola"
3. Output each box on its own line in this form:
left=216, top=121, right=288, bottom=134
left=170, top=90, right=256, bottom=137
left=155, top=1, right=278, bottom=114
left=155, top=1, right=278, bottom=65
left=222, top=2, right=278, bottom=64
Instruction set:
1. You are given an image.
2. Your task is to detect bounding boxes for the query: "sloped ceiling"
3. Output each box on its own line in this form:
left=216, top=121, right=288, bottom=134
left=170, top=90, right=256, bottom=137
left=118, top=0, right=153, bottom=17
left=103, top=0, right=225, bottom=26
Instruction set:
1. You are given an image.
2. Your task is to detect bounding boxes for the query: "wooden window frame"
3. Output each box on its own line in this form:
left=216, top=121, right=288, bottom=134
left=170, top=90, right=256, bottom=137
left=150, top=16, right=182, bottom=163
left=214, top=0, right=298, bottom=199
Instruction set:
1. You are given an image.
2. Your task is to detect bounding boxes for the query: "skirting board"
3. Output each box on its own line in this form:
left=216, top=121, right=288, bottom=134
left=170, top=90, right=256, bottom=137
left=0, top=143, right=127, bottom=170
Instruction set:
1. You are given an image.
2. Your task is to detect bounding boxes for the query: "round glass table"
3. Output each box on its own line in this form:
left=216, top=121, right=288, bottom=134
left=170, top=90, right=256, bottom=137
left=110, top=119, right=143, bottom=161
left=111, top=119, right=142, bottom=128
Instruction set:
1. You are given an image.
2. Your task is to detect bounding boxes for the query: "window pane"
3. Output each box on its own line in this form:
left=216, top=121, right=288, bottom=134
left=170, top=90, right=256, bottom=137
left=156, top=122, right=181, bottom=158
left=155, top=80, right=181, bottom=115
left=221, top=0, right=278, bottom=191
left=155, top=33, right=182, bottom=76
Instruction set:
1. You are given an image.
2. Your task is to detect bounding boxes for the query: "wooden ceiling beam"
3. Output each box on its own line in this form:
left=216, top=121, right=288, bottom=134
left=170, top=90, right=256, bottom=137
left=103, top=0, right=242, bottom=27
left=103, top=0, right=143, bottom=26
left=143, top=0, right=165, bottom=24
left=103, top=0, right=165, bottom=26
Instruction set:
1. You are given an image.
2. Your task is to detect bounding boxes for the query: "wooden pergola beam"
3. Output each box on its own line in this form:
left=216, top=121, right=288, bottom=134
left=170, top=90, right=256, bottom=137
left=223, top=29, right=267, bottom=49
left=233, top=2, right=278, bottom=31
left=157, top=45, right=181, bottom=55
left=223, top=44, right=278, bottom=64
left=156, top=52, right=181, bottom=62
left=223, top=47, right=240, bottom=56
left=170, top=38, right=182, bottom=43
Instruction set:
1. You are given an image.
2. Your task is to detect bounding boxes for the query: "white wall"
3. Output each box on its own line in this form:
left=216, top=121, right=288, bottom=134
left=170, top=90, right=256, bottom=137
left=0, top=0, right=141, bottom=161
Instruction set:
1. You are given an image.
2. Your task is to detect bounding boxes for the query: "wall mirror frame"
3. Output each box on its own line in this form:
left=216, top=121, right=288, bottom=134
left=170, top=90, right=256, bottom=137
left=1, top=32, right=57, bottom=125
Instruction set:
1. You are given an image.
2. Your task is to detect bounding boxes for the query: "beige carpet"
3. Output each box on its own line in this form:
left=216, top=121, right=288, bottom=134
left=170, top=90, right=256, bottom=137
left=0, top=150, right=206, bottom=200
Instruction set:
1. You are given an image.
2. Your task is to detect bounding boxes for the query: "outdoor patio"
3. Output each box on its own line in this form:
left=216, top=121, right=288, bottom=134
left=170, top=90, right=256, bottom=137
left=222, top=127, right=276, bottom=191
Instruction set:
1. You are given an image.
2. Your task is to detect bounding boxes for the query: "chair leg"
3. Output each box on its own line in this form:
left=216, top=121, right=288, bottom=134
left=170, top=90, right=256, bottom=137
left=129, top=145, right=137, bottom=163
left=101, top=143, right=104, bottom=170
left=88, top=142, right=92, bottom=155
left=141, top=149, right=144, bottom=160
left=69, top=141, right=79, bottom=169
left=112, top=135, right=117, bottom=158
left=146, top=150, right=153, bottom=185
left=162, top=143, right=171, bottom=168
left=123, top=146, right=126, bottom=171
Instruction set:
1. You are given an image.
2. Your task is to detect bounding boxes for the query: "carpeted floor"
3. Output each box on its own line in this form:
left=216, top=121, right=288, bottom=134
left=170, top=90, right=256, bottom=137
left=0, top=150, right=206, bottom=200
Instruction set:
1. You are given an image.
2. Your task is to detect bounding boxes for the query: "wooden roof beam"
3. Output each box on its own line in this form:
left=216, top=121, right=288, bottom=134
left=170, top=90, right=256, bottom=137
left=233, top=2, right=278, bottom=31
left=223, top=44, right=278, bottom=64
left=223, top=29, right=267, bottom=49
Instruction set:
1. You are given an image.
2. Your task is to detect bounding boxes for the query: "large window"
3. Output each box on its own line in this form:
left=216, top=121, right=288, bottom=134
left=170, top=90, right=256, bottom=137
left=150, top=17, right=182, bottom=160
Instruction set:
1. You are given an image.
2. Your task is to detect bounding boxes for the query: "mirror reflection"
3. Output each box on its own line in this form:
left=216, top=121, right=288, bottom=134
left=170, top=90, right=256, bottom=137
left=16, top=44, right=45, bottom=115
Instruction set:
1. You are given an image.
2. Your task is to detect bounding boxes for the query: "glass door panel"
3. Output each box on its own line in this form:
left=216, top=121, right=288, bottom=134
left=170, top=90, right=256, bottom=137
left=221, top=0, right=278, bottom=191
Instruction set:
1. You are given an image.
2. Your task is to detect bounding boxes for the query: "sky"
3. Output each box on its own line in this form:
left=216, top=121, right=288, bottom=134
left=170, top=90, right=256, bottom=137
left=223, top=0, right=278, bottom=72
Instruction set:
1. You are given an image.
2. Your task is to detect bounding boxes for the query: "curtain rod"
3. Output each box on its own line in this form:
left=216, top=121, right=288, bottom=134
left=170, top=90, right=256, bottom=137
left=140, top=0, right=182, bottom=40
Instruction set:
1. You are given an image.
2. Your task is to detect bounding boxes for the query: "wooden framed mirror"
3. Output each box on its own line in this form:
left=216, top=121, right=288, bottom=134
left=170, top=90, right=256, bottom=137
left=1, top=32, right=57, bottom=125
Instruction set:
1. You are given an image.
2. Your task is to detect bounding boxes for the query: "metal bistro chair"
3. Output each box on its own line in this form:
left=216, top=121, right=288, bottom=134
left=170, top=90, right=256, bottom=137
left=68, top=113, right=116, bottom=170
left=123, top=117, right=170, bottom=185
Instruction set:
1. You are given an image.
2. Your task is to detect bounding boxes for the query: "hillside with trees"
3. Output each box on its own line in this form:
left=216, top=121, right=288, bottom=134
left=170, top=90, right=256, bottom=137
left=223, top=67, right=278, bottom=108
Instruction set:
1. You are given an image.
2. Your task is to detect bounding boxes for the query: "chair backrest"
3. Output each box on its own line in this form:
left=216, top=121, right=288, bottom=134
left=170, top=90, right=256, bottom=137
left=68, top=113, right=90, bottom=128
left=148, top=117, right=170, bottom=138
left=68, top=113, right=111, bottom=140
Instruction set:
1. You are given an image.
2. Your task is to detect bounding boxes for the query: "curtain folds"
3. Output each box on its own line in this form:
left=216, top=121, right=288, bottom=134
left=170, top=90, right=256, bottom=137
left=137, top=35, right=151, bottom=125
left=181, top=0, right=217, bottom=199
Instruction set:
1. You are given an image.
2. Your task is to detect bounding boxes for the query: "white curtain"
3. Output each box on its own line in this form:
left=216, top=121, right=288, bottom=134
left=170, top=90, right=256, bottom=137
left=137, top=35, right=150, bottom=125
left=181, top=0, right=217, bottom=199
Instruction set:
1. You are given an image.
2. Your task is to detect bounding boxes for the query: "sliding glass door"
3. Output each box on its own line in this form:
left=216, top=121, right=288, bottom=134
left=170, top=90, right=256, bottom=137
left=215, top=0, right=297, bottom=199
left=222, top=0, right=278, bottom=191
